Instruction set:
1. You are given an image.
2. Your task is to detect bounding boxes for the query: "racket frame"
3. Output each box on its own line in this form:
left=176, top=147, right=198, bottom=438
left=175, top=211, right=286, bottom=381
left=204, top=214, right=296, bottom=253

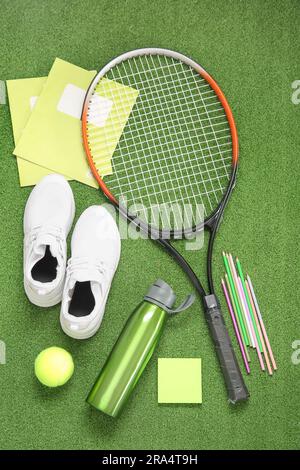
left=82, top=48, right=238, bottom=233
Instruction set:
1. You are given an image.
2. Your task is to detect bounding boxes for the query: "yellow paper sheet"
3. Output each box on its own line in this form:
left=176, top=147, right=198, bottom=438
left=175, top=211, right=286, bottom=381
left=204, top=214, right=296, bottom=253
left=7, top=77, right=65, bottom=186
left=14, top=59, right=97, bottom=188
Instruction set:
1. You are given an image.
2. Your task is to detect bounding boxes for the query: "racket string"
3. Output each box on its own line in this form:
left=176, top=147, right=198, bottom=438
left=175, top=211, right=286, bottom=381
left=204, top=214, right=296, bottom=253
left=144, top=54, right=200, bottom=227
left=168, top=56, right=221, bottom=212
left=190, top=70, right=231, bottom=197
left=117, top=62, right=222, bottom=208
left=113, top=56, right=188, bottom=227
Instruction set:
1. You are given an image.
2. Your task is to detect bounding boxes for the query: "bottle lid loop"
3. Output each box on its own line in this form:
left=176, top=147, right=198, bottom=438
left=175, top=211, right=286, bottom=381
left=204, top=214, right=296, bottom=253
left=144, top=279, right=195, bottom=315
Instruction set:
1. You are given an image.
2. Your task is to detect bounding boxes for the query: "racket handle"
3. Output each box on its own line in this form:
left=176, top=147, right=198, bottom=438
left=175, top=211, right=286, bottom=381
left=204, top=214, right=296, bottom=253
left=203, top=294, right=249, bottom=404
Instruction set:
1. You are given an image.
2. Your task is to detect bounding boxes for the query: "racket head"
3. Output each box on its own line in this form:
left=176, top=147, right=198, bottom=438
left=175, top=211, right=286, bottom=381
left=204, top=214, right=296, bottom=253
left=82, top=48, right=238, bottom=238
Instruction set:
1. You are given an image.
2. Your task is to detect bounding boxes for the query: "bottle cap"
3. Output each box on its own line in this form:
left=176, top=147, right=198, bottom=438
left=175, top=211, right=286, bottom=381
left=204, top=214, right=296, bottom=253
left=144, top=279, right=194, bottom=314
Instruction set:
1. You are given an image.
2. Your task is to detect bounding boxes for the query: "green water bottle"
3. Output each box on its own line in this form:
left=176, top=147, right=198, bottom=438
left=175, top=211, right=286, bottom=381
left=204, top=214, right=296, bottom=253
left=86, top=279, right=194, bottom=417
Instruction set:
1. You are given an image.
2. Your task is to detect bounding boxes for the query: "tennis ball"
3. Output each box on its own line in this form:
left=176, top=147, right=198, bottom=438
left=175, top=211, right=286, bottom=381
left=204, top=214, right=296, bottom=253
left=35, top=347, right=74, bottom=387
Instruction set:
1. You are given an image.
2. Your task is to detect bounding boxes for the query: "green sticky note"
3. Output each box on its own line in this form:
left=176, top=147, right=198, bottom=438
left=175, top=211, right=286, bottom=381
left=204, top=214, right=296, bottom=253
left=14, top=59, right=97, bottom=188
left=158, top=358, right=202, bottom=404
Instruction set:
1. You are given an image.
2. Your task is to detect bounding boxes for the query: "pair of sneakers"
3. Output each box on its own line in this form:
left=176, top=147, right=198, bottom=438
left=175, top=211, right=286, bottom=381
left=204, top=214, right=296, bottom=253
left=23, top=174, right=121, bottom=339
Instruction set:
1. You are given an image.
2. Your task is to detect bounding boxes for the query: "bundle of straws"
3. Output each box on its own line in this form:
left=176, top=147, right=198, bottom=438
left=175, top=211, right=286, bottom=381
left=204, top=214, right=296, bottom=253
left=221, top=253, right=277, bottom=375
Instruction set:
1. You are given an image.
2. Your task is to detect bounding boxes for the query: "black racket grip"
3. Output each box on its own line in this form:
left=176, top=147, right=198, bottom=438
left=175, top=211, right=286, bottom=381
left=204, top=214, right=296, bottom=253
left=203, top=294, right=249, bottom=404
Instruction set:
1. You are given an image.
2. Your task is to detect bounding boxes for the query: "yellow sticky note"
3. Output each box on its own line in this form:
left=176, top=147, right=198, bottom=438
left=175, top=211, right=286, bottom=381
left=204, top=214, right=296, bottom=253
left=7, top=77, right=65, bottom=186
left=14, top=59, right=97, bottom=188
left=87, top=78, right=139, bottom=176
left=158, top=358, right=202, bottom=404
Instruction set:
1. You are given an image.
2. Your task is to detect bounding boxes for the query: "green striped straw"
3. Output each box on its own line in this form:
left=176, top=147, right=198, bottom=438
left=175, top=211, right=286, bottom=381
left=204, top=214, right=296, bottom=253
left=236, top=258, right=263, bottom=352
left=227, top=253, right=253, bottom=347
left=225, top=274, right=250, bottom=362
left=222, top=252, right=249, bottom=346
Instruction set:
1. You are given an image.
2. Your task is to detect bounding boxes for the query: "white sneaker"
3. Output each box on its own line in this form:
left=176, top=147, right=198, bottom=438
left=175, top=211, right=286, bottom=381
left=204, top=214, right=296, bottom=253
left=60, top=205, right=121, bottom=339
left=23, top=174, right=75, bottom=307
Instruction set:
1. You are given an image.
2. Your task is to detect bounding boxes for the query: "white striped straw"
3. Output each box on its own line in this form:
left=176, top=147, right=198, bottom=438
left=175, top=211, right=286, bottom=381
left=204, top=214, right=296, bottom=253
left=245, top=279, right=273, bottom=376
left=247, top=275, right=277, bottom=371
left=237, top=277, right=265, bottom=371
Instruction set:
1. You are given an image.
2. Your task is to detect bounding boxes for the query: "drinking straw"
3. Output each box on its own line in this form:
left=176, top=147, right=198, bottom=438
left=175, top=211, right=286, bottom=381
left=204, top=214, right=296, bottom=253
left=235, top=274, right=255, bottom=348
left=221, top=279, right=250, bottom=374
left=225, top=274, right=250, bottom=363
left=222, top=252, right=249, bottom=346
left=245, top=279, right=273, bottom=375
left=236, top=257, right=263, bottom=352
left=228, top=254, right=255, bottom=347
left=237, top=277, right=265, bottom=371
left=247, top=275, right=277, bottom=371
left=227, top=254, right=253, bottom=346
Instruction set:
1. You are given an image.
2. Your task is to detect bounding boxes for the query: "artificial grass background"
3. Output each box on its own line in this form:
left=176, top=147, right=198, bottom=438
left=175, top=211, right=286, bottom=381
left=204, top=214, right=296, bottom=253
left=0, top=0, right=299, bottom=450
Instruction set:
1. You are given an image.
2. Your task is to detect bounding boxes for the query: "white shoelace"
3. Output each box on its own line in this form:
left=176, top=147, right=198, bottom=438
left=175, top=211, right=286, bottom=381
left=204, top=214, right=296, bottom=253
left=66, top=257, right=107, bottom=284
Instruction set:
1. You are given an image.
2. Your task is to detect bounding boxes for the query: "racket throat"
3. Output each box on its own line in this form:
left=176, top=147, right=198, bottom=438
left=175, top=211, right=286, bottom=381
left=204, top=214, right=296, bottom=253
left=158, top=238, right=206, bottom=297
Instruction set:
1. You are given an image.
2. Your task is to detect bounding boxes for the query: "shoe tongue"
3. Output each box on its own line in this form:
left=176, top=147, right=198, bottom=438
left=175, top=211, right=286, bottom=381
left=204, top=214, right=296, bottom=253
left=69, top=266, right=103, bottom=286
left=71, top=269, right=92, bottom=284
left=33, top=243, right=46, bottom=258
left=34, top=235, right=58, bottom=258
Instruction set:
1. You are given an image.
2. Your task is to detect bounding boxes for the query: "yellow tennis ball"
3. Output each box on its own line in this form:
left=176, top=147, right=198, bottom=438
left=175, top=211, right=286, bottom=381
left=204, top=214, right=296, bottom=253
left=35, top=347, right=74, bottom=387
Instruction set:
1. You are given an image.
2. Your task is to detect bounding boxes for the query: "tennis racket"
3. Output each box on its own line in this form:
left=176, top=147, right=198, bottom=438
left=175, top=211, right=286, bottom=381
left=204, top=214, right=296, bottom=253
left=82, top=48, right=249, bottom=403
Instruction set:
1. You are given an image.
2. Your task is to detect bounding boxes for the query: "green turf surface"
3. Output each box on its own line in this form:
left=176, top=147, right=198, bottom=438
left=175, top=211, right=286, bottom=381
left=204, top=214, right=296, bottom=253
left=0, top=0, right=299, bottom=450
